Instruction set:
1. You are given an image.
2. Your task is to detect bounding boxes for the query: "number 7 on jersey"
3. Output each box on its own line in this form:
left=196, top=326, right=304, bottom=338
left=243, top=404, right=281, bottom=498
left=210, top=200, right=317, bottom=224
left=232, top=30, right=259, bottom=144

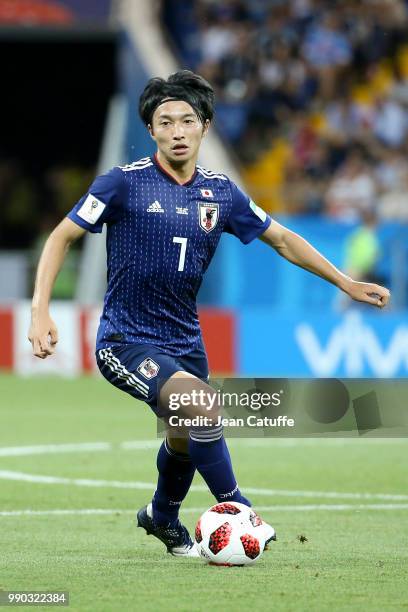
left=173, top=237, right=187, bottom=272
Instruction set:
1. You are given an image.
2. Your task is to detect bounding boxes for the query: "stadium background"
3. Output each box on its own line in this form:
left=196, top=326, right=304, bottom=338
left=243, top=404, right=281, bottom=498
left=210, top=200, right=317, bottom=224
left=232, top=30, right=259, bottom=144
left=1, top=3, right=407, bottom=610
left=1, top=0, right=408, bottom=378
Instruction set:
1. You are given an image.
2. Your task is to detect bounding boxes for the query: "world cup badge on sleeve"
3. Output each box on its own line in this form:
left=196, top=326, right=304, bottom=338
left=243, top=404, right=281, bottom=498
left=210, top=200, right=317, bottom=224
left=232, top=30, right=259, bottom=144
left=198, top=203, right=219, bottom=233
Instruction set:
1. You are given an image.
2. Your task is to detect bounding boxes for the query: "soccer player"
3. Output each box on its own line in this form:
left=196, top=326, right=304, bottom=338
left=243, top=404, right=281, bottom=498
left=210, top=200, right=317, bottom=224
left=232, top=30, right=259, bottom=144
left=29, top=70, right=390, bottom=557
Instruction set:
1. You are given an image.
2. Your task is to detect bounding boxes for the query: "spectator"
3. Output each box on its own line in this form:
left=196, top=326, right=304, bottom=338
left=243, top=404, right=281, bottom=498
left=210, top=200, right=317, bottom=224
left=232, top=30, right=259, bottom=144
left=216, top=25, right=257, bottom=101
left=337, top=208, right=382, bottom=310
left=343, top=210, right=381, bottom=283
left=301, top=11, right=352, bottom=98
left=199, top=14, right=238, bottom=64
left=372, top=94, right=408, bottom=148
left=325, top=149, right=377, bottom=222
left=258, top=40, right=308, bottom=111
left=375, top=147, right=408, bottom=193
left=164, top=0, right=408, bottom=217
left=324, top=93, right=364, bottom=145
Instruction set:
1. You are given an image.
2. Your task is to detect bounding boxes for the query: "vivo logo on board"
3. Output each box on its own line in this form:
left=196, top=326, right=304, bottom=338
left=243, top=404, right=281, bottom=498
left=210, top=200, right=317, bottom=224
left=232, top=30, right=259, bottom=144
left=295, top=312, right=408, bottom=377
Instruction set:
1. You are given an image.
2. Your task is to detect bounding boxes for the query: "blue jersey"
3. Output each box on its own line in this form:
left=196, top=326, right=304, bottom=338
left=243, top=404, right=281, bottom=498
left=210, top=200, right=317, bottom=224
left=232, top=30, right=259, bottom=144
left=68, top=155, right=271, bottom=355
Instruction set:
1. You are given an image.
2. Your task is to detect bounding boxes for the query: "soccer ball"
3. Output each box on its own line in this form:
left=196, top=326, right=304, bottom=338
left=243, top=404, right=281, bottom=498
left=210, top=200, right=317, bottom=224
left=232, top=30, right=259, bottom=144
left=195, top=501, right=265, bottom=566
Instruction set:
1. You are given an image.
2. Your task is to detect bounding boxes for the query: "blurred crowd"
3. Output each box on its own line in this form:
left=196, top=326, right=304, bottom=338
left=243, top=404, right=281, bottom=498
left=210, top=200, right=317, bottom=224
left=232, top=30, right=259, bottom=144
left=0, top=160, right=92, bottom=295
left=163, top=0, right=408, bottom=223
left=0, top=160, right=93, bottom=248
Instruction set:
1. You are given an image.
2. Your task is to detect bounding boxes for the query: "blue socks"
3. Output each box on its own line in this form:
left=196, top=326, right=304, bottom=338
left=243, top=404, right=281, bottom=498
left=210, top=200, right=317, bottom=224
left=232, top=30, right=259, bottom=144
left=188, top=435, right=251, bottom=506
left=151, top=435, right=250, bottom=526
left=152, top=439, right=195, bottom=526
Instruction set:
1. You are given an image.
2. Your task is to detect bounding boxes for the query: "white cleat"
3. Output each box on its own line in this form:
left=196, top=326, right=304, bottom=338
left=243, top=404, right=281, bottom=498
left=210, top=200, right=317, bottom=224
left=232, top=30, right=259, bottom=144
left=172, top=542, right=200, bottom=558
left=261, top=520, right=277, bottom=548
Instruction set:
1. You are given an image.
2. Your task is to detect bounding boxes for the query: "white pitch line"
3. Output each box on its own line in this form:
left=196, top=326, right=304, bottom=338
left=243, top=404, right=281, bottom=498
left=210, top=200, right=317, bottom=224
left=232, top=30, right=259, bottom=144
left=229, top=438, right=408, bottom=447
left=0, top=440, right=162, bottom=458
left=241, top=488, right=408, bottom=501
left=1, top=469, right=408, bottom=501
left=1, top=504, right=408, bottom=518
left=1, top=437, right=407, bottom=457
left=0, top=509, right=131, bottom=517
left=0, top=471, right=155, bottom=490
left=181, top=504, right=408, bottom=513
left=119, top=441, right=161, bottom=450
left=0, top=442, right=112, bottom=457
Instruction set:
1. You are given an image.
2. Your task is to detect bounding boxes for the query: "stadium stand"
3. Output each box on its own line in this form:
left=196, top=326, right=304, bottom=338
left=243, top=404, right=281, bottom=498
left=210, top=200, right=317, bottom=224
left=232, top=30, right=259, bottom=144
left=161, top=0, right=408, bottom=309
left=162, top=0, right=408, bottom=217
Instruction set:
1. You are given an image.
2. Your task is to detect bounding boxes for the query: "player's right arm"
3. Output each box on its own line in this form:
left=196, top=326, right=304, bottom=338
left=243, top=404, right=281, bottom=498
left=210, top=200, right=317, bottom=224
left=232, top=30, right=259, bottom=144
left=29, top=166, right=126, bottom=358
left=29, top=218, right=86, bottom=359
left=28, top=167, right=127, bottom=359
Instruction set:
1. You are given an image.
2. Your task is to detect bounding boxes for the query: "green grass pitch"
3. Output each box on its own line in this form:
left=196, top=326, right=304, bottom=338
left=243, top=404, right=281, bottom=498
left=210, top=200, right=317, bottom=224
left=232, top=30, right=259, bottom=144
left=0, top=373, right=407, bottom=611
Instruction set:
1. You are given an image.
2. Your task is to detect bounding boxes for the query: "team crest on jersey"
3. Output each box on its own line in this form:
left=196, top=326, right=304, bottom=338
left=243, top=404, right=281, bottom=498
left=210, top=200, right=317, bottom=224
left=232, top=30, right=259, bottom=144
left=137, top=358, right=160, bottom=380
left=198, top=203, right=219, bottom=233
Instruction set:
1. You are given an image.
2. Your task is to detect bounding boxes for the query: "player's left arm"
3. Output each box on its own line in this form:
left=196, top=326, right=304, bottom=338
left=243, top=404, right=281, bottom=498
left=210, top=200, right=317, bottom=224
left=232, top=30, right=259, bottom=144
left=260, top=219, right=390, bottom=308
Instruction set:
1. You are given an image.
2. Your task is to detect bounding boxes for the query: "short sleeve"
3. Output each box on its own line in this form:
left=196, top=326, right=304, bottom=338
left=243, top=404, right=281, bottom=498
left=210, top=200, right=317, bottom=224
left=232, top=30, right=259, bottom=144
left=224, top=181, right=271, bottom=244
left=67, top=166, right=125, bottom=234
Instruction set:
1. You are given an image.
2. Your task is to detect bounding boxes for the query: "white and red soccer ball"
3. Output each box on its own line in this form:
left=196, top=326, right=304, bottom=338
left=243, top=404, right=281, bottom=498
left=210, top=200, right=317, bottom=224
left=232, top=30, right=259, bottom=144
left=195, top=501, right=265, bottom=566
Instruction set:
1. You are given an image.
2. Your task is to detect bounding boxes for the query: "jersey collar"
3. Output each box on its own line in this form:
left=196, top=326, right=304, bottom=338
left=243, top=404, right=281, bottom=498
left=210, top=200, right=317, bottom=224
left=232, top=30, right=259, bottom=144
left=152, top=153, right=197, bottom=186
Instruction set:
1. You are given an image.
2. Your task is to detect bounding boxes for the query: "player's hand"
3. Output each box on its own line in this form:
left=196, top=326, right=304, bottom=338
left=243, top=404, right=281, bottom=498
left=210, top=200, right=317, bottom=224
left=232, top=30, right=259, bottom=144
left=344, top=280, right=390, bottom=308
left=28, top=313, right=59, bottom=359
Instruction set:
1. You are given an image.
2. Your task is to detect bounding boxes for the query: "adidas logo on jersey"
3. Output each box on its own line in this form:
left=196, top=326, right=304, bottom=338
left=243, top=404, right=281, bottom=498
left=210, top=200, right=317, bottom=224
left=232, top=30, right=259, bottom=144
left=176, top=206, right=188, bottom=215
left=147, top=200, right=164, bottom=213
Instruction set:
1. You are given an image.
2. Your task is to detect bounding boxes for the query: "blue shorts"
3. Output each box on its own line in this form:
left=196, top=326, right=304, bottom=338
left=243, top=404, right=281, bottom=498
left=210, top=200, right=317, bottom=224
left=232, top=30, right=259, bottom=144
left=96, top=343, right=209, bottom=417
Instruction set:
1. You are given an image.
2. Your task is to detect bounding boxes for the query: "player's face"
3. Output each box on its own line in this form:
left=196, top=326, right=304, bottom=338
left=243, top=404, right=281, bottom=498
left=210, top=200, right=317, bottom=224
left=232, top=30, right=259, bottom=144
left=149, top=100, right=209, bottom=164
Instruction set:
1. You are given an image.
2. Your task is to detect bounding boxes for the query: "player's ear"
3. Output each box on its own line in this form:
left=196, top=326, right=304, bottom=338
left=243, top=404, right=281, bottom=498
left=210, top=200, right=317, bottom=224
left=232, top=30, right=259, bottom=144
left=202, top=119, right=210, bottom=137
left=148, top=123, right=155, bottom=140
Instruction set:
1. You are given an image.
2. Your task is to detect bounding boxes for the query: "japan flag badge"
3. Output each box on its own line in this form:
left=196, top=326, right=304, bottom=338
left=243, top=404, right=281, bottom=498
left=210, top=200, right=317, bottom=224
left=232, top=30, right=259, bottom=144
left=200, top=188, right=213, bottom=198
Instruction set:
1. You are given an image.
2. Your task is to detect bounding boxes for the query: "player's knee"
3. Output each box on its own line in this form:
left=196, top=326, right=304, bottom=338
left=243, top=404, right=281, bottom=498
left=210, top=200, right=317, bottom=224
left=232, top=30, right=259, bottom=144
left=166, top=435, right=189, bottom=455
left=160, top=372, right=221, bottom=423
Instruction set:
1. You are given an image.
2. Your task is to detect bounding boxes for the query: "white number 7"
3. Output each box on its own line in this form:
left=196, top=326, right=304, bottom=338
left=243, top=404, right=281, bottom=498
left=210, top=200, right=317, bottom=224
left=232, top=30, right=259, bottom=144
left=173, top=237, right=187, bottom=271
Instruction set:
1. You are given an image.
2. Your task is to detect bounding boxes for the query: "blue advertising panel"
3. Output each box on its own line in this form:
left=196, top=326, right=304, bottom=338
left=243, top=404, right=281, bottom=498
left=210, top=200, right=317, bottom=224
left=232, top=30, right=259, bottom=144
left=239, top=309, right=408, bottom=378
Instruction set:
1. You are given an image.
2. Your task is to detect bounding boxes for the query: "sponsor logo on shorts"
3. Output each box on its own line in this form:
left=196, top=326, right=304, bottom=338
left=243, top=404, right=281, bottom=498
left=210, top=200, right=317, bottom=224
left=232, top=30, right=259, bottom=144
left=137, top=358, right=160, bottom=379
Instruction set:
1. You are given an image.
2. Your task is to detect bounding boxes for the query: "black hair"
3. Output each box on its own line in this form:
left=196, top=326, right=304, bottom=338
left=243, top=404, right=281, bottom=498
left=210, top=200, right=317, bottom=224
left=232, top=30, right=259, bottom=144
left=139, top=70, right=215, bottom=126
